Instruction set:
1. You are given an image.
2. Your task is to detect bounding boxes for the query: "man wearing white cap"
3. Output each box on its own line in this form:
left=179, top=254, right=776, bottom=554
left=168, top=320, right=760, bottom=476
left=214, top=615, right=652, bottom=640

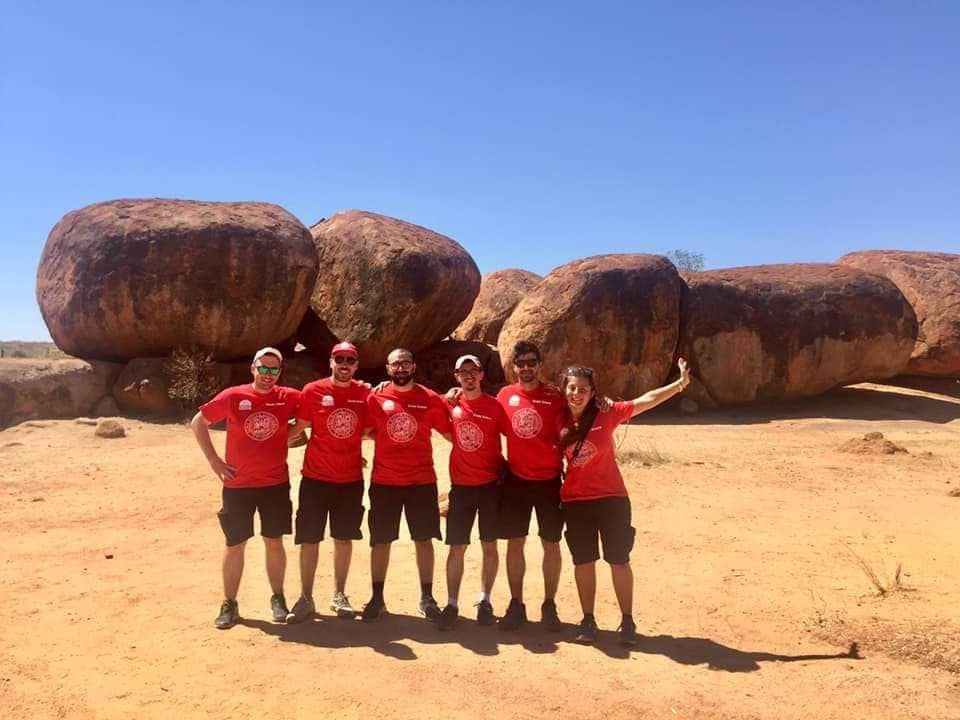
left=191, top=347, right=302, bottom=629
left=285, top=341, right=369, bottom=623
left=437, top=354, right=510, bottom=631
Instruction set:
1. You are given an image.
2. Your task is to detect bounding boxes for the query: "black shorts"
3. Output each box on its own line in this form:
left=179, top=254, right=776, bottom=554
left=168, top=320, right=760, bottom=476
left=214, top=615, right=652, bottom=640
left=368, top=483, right=441, bottom=545
left=295, top=477, right=364, bottom=544
left=562, top=496, right=635, bottom=565
left=445, top=482, right=500, bottom=545
left=498, top=470, right=563, bottom=542
left=218, top=483, right=293, bottom=547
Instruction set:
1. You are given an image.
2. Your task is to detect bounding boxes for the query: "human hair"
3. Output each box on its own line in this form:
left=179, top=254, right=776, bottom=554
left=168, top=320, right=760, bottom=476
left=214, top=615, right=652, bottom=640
left=511, top=340, right=541, bottom=364
left=387, top=347, right=414, bottom=363
left=558, top=366, right=600, bottom=458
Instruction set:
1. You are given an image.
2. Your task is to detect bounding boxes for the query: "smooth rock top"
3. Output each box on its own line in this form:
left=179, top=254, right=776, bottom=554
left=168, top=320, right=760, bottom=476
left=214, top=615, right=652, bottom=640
left=308, top=210, right=481, bottom=367
left=837, top=250, right=960, bottom=377
left=498, top=254, right=683, bottom=399
left=36, top=198, right=318, bottom=361
left=452, top=269, right=542, bottom=345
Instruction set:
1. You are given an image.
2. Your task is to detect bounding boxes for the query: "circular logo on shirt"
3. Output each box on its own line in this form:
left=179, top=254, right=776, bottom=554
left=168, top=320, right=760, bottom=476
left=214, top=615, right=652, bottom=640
left=567, top=439, right=598, bottom=467
left=455, top=420, right=484, bottom=452
left=452, top=406, right=464, bottom=419
left=243, top=411, right=279, bottom=441
left=511, top=407, right=542, bottom=439
left=383, top=399, right=396, bottom=413
left=386, top=411, right=418, bottom=443
left=326, top=408, right=359, bottom=439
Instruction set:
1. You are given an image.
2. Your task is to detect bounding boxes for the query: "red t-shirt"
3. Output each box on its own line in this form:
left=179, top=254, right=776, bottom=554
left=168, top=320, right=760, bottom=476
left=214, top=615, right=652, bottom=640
left=449, top=393, right=510, bottom=486
left=200, top=384, right=301, bottom=489
left=366, top=384, right=452, bottom=486
left=559, top=400, right=635, bottom=501
left=298, top=377, right=369, bottom=483
left=496, top=383, right=566, bottom=481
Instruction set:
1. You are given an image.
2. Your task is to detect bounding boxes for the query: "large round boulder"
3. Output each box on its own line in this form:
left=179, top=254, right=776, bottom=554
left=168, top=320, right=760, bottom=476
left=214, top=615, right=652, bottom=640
left=308, top=210, right=481, bottom=367
left=413, top=340, right=506, bottom=394
left=837, top=251, right=960, bottom=377
left=680, top=264, right=918, bottom=405
left=498, top=254, right=683, bottom=399
left=36, top=199, right=319, bottom=361
left=452, top=269, right=542, bottom=345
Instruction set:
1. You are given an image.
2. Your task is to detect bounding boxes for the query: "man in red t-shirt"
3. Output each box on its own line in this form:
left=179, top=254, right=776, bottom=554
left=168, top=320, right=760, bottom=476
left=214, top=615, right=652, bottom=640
left=284, top=341, right=369, bottom=624
left=361, top=348, right=453, bottom=622
left=437, top=354, right=511, bottom=631
left=191, top=347, right=301, bottom=629
left=495, top=340, right=567, bottom=632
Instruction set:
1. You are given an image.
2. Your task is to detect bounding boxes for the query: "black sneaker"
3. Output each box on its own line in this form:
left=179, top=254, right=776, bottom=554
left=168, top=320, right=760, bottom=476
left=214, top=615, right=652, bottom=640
left=215, top=599, right=239, bottom=629
left=475, top=600, right=495, bottom=626
left=361, top=596, right=386, bottom=622
left=574, top=615, right=598, bottom=644
left=541, top=599, right=562, bottom=632
left=419, top=596, right=442, bottom=621
left=438, top=604, right=459, bottom=630
left=270, top=593, right=289, bottom=623
left=618, top=617, right=639, bottom=647
left=498, top=599, right=527, bottom=631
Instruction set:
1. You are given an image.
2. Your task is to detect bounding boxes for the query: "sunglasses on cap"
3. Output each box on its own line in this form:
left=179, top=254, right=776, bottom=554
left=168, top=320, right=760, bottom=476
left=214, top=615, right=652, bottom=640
left=255, top=365, right=281, bottom=376
left=333, top=356, right=358, bottom=365
left=514, top=358, right=540, bottom=368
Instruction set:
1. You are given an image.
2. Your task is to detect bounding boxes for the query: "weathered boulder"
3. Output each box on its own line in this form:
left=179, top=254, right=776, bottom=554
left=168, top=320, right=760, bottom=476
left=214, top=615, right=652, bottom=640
left=36, top=199, right=319, bottom=361
left=414, top=340, right=506, bottom=394
left=113, top=358, right=184, bottom=417
left=452, top=269, right=542, bottom=345
left=679, top=263, right=917, bottom=405
left=93, top=395, right=121, bottom=417
left=498, top=254, right=684, bottom=398
left=837, top=251, right=960, bottom=377
left=95, top=419, right=126, bottom=439
left=308, top=210, right=481, bottom=367
left=0, top=359, right=122, bottom=429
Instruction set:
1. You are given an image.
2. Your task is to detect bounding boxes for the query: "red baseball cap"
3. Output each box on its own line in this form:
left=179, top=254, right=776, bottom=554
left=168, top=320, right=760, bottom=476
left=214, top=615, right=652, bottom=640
left=330, top=341, right=359, bottom=359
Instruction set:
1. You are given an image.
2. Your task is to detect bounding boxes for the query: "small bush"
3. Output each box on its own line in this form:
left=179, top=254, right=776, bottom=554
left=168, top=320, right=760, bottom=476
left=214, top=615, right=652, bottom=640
left=163, top=347, right=222, bottom=413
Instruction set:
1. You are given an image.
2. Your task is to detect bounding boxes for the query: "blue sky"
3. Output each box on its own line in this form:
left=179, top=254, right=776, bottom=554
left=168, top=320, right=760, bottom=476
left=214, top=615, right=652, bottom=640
left=2, top=1, right=958, bottom=341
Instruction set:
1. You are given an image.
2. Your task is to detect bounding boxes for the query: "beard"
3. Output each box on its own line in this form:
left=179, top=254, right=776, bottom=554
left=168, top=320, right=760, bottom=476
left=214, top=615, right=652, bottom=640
left=391, top=372, right=413, bottom=386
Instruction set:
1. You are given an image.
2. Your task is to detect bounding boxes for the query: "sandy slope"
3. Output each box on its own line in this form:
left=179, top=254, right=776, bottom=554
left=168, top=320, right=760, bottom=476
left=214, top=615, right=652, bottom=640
left=1, top=379, right=959, bottom=720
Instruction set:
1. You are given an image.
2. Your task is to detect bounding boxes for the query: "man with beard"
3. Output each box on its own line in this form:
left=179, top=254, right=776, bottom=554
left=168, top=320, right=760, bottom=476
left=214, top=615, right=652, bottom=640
left=361, top=348, right=453, bottom=622
left=495, top=340, right=567, bottom=632
left=285, top=341, right=368, bottom=623
left=191, top=347, right=301, bottom=629
left=438, top=354, right=510, bottom=631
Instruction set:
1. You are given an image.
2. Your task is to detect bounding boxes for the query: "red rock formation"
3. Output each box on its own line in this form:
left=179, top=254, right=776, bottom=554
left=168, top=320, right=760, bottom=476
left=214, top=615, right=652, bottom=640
left=452, top=269, right=542, bottom=345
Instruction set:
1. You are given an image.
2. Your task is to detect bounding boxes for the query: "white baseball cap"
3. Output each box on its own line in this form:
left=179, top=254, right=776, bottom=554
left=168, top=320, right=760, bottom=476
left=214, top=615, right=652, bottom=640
left=454, top=354, right=482, bottom=371
left=253, top=347, right=283, bottom=363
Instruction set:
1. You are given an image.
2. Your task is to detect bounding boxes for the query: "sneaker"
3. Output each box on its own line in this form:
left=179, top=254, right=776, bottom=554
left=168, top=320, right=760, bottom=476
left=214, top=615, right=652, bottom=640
left=498, top=599, right=527, bottom=631
left=541, top=599, right=563, bottom=632
left=419, top=596, right=442, bottom=621
left=285, top=596, right=316, bottom=624
left=215, top=599, right=239, bottom=629
left=618, top=617, right=639, bottom=647
left=361, top=596, right=386, bottom=623
left=270, top=593, right=289, bottom=622
left=330, top=591, right=357, bottom=618
left=475, top=600, right=495, bottom=626
left=574, top=615, right=598, bottom=645
left=438, top=604, right=459, bottom=631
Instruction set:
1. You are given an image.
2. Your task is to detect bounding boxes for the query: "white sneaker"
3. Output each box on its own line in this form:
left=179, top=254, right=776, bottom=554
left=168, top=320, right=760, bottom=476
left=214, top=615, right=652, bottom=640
left=286, top=596, right=316, bottom=624
left=330, top=591, right=357, bottom=618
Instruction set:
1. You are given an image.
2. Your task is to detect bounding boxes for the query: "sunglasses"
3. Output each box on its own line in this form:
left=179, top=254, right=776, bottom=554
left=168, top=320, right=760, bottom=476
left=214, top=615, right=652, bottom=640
left=514, top=359, right=540, bottom=368
left=388, top=360, right=414, bottom=370
left=255, top=365, right=281, bottom=376
left=456, top=368, right=481, bottom=377
left=333, top=356, right=358, bottom=365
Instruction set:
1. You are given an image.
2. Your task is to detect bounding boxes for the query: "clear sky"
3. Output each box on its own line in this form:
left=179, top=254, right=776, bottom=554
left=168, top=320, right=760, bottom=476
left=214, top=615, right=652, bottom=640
left=2, top=1, right=958, bottom=341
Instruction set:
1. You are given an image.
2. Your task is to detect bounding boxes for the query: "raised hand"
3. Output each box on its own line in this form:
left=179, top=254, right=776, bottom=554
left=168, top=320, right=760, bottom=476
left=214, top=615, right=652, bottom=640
left=677, top=357, right=691, bottom=390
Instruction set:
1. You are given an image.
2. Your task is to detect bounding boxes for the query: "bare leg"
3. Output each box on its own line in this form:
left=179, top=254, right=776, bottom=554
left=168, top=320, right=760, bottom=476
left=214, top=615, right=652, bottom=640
left=370, top=543, right=391, bottom=583
left=480, top=540, right=499, bottom=596
left=263, top=536, right=286, bottom=595
left=506, top=537, right=526, bottom=600
left=610, top=563, right=634, bottom=616
left=574, top=562, right=597, bottom=616
left=333, top=539, right=352, bottom=594
left=222, top=541, right=246, bottom=600
left=414, top=539, right=435, bottom=584
left=298, top=543, right=319, bottom=599
left=541, top=539, right=561, bottom=601
left=446, top=545, right=466, bottom=602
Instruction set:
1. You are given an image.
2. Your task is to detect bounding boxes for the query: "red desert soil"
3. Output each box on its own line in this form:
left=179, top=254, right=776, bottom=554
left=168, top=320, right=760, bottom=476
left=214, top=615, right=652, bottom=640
left=1, top=378, right=959, bottom=720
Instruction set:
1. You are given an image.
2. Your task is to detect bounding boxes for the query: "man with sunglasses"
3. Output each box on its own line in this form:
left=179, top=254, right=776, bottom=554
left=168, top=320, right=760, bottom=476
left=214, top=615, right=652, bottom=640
left=191, top=347, right=302, bottom=629
left=495, top=340, right=567, bottom=632
left=437, top=354, right=511, bottom=631
left=285, top=341, right=369, bottom=623
left=361, top=348, right=453, bottom=622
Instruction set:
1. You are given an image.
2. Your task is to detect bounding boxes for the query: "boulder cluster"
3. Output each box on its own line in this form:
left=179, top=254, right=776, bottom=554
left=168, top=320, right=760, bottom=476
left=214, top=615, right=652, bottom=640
left=11, top=196, right=958, bottom=428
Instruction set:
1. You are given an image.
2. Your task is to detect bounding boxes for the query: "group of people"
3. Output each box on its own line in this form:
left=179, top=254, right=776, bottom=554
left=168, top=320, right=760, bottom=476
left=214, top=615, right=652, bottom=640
left=191, top=339, right=691, bottom=646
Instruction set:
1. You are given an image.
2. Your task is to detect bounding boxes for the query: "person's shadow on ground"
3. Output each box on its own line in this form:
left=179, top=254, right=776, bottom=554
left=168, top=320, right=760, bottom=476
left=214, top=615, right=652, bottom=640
left=242, top=613, right=859, bottom=670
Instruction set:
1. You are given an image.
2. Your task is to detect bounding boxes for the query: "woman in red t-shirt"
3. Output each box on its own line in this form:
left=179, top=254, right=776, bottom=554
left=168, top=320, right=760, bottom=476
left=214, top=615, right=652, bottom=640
left=559, top=358, right=691, bottom=646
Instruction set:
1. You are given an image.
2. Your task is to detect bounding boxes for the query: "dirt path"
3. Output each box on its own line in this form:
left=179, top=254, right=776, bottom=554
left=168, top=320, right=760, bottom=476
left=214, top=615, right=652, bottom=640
left=2, top=379, right=959, bottom=719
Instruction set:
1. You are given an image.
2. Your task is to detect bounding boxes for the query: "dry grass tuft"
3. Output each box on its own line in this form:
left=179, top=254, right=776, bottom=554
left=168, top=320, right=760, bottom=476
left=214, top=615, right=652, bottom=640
left=842, top=543, right=909, bottom=597
left=814, top=617, right=960, bottom=674
left=617, top=445, right=668, bottom=467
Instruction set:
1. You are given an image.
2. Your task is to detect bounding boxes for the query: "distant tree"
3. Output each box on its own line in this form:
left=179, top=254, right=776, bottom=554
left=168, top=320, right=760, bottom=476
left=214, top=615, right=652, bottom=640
left=11, top=350, right=28, bottom=358
left=666, top=249, right=705, bottom=273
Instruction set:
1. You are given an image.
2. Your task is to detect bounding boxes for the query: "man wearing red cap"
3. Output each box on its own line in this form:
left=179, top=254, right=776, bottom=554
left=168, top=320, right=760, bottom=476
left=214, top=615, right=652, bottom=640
left=191, top=347, right=302, bottom=629
left=285, top=341, right=369, bottom=623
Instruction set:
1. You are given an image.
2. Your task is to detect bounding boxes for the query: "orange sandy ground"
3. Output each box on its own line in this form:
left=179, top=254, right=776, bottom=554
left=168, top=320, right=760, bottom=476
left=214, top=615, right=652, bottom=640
left=1, top=379, right=959, bottom=720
